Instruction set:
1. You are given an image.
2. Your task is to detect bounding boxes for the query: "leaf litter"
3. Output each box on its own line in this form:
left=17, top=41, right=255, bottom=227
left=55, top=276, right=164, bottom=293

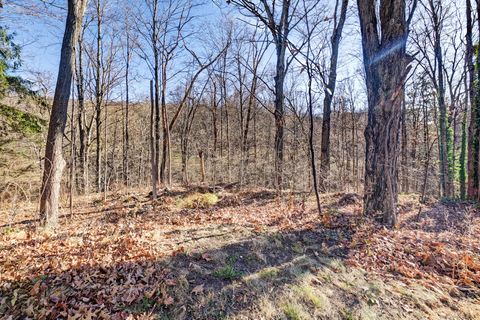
left=0, top=188, right=479, bottom=319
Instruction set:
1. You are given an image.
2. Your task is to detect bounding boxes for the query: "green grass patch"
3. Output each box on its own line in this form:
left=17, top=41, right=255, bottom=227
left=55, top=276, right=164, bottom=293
left=293, top=284, right=326, bottom=310
left=2, top=226, right=17, bottom=235
left=258, top=267, right=280, bottom=280
left=282, top=302, right=303, bottom=320
left=213, top=255, right=241, bottom=280
left=342, top=309, right=354, bottom=320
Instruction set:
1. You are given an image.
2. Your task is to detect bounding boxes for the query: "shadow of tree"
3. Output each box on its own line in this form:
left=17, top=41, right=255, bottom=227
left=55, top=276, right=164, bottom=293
left=401, top=200, right=479, bottom=234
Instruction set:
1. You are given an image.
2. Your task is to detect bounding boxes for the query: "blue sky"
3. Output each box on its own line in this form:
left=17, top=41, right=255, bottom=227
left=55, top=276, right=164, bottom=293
left=2, top=0, right=365, bottom=106
left=4, top=0, right=236, bottom=98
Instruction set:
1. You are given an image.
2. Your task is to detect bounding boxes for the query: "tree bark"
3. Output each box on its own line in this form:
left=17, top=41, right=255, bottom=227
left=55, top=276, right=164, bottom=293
left=358, top=0, right=412, bottom=227
left=40, top=0, right=87, bottom=227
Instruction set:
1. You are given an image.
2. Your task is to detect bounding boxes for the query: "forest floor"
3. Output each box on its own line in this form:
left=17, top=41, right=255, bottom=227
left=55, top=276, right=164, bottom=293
left=0, top=187, right=480, bottom=319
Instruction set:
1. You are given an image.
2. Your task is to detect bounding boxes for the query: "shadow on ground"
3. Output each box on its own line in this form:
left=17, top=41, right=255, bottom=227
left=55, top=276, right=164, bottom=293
left=1, top=224, right=356, bottom=319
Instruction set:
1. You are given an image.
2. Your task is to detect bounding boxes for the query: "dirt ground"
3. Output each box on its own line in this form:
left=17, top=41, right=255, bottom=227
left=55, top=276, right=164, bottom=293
left=0, top=187, right=479, bottom=319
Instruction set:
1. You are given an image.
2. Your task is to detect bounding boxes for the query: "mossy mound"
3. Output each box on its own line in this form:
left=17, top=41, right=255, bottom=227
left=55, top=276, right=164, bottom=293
left=178, top=192, right=219, bottom=209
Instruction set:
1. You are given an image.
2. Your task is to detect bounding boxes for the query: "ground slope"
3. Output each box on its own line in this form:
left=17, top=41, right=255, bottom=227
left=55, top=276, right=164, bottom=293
left=0, top=189, right=479, bottom=319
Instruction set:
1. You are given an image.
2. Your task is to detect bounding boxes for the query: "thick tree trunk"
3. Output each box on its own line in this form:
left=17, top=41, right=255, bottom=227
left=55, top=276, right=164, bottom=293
left=358, top=0, right=411, bottom=227
left=40, top=0, right=87, bottom=227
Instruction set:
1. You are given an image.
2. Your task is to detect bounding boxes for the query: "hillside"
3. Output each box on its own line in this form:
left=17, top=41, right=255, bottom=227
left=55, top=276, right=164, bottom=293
left=1, top=189, right=479, bottom=319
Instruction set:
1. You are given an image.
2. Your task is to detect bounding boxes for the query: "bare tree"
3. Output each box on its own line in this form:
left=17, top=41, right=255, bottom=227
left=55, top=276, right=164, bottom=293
left=40, top=0, right=88, bottom=227
left=227, top=0, right=302, bottom=190
left=319, top=0, right=349, bottom=190
left=425, top=0, right=454, bottom=198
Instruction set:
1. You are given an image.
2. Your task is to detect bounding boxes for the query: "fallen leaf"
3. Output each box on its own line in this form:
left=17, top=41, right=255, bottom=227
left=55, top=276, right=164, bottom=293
left=191, top=284, right=204, bottom=295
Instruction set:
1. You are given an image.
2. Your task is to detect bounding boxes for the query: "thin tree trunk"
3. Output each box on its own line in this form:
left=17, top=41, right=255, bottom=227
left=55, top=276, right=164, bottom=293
left=103, top=102, right=108, bottom=202
left=124, top=33, right=130, bottom=188
left=429, top=0, right=453, bottom=198
left=150, top=80, right=157, bottom=199
left=95, top=0, right=103, bottom=193
left=401, top=97, right=408, bottom=193
left=76, top=29, right=87, bottom=194
left=199, top=150, right=206, bottom=183
left=274, top=42, right=286, bottom=190
left=307, top=56, right=321, bottom=215
left=152, top=0, right=161, bottom=187
left=320, top=0, right=349, bottom=191
left=69, top=83, right=76, bottom=215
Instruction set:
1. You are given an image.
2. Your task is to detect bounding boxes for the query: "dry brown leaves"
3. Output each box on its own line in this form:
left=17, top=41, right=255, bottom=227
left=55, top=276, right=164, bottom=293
left=0, top=189, right=323, bottom=318
left=1, top=190, right=479, bottom=319
left=346, top=201, right=480, bottom=295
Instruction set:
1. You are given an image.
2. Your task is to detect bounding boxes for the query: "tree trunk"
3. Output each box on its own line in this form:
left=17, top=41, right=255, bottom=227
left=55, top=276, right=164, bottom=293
left=150, top=80, right=158, bottom=199
left=160, top=61, right=168, bottom=185
left=199, top=150, right=206, bottom=184
left=152, top=0, right=161, bottom=187
left=69, top=85, right=76, bottom=215
left=103, top=101, right=108, bottom=201
left=358, top=0, right=411, bottom=227
left=274, top=43, right=286, bottom=190
left=401, top=97, right=408, bottom=193
left=307, top=53, right=321, bottom=215
left=467, top=0, right=479, bottom=199
left=430, top=0, right=453, bottom=198
left=40, top=0, right=87, bottom=227
left=124, top=33, right=130, bottom=188
left=76, top=30, right=87, bottom=194
left=94, top=0, right=103, bottom=193
left=320, top=0, right=349, bottom=191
